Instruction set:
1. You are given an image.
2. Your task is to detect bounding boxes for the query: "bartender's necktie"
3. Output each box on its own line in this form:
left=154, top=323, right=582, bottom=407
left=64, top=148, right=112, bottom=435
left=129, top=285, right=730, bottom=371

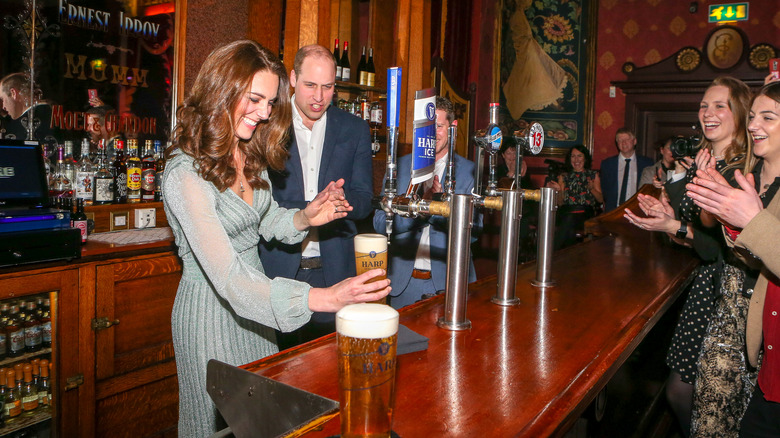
left=618, top=158, right=631, bottom=205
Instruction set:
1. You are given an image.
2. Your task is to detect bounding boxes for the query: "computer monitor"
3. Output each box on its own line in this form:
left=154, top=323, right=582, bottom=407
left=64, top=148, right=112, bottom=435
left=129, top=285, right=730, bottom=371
left=0, top=139, right=49, bottom=209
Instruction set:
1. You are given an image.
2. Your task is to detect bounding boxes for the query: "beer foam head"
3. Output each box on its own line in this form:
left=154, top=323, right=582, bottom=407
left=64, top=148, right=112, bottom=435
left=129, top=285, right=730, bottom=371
left=336, top=304, right=399, bottom=339
left=354, top=233, right=387, bottom=254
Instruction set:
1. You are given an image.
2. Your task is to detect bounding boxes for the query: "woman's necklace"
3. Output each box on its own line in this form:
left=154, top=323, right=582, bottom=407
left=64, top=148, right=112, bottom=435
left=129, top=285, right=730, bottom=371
left=239, top=181, right=245, bottom=193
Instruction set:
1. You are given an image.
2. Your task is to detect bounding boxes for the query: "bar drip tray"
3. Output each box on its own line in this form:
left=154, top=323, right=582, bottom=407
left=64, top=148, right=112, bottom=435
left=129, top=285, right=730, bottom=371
left=207, top=359, right=339, bottom=438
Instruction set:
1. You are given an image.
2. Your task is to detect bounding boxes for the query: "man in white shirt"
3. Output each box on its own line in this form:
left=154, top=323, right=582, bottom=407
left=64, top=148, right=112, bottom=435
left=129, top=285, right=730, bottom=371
left=373, top=97, right=479, bottom=309
left=260, top=45, right=374, bottom=347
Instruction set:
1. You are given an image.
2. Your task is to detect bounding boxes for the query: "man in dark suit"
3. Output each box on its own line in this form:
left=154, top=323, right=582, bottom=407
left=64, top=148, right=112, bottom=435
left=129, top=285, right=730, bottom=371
left=259, top=44, right=373, bottom=348
left=373, top=97, right=480, bottom=309
left=600, top=127, right=653, bottom=212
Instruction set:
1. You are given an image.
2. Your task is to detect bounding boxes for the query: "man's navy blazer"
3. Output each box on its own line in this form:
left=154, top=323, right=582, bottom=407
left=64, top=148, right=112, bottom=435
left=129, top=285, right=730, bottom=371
left=259, top=105, right=374, bottom=286
left=600, top=153, right=653, bottom=212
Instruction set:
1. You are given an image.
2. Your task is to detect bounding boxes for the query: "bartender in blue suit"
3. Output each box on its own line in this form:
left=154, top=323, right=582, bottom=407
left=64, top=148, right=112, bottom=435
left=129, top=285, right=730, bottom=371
left=374, top=96, right=480, bottom=309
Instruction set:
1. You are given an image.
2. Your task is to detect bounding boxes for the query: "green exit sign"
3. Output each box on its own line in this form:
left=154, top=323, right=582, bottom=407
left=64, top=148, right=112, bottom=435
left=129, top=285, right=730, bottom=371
left=709, top=3, right=749, bottom=23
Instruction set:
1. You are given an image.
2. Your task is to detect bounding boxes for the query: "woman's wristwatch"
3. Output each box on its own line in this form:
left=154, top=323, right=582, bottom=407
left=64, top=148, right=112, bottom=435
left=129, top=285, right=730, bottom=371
left=676, top=219, right=688, bottom=239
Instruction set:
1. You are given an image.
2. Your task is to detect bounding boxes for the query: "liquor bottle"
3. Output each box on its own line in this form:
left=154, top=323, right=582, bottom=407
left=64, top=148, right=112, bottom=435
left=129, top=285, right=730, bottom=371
left=340, top=41, right=351, bottom=82
left=37, top=359, right=50, bottom=407
left=333, top=38, right=342, bottom=81
left=366, top=48, right=376, bottom=87
left=6, top=306, right=24, bottom=358
left=40, top=303, right=51, bottom=349
left=93, top=141, right=115, bottom=205
left=12, top=364, right=23, bottom=408
left=47, top=361, right=53, bottom=406
left=49, top=146, right=74, bottom=199
left=21, top=364, right=38, bottom=413
left=30, top=359, right=39, bottom=386
left=357, top=46, right=367, bottom=85
left=154, top=141, right=167, bottom=201
left=4, top=369, right=20, bottom=420
left=369, top=101, right=383, bottom=157
left=23, top=301, right=41, bottom=353
left=113, top=139, right=128, bottom=203
left=72, top=198, right=88, bottom=244
left=41, top=144, right=52, bottom=186
left=62, top=141, right=77, bottom=185
left=126, top=139, right=142, bottom=203
left=141, top=140, right=156, bottom=202
left=75, top=142, right=94, bottom=205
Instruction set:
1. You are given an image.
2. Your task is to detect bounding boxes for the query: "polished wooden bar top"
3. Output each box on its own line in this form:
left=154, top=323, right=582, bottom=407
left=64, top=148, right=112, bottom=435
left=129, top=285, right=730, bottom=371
left=243, top=200, right=698, bottom=437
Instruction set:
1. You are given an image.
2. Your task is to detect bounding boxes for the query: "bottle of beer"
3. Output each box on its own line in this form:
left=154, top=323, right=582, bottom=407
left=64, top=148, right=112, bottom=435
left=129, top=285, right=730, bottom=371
left=126, top=139, right=142, bottom=203
left=340, top=41, right=351, bottom=82
left=366, top=47, right=376, bottom=87
left=23, top=301, right=42, bottom=353
left=37, top=359, right=50, bottom=407
left=5, top=307, right=24, bottom=358
left=357, top=46, right=367, bottom=85
left=333, top=38, right=342, bottom=81
left=92, top=140, right=115, bottom=205
left=154, top=141, right=166, bottom=201
left=4, top=369, right=20, bottom=420
left=75, top=140, right=94, bottom=205
left=0, top=367, right=7, bottom=426
left=20, top=364, right=38, bottom=414
left=141, top=140, right=156, bottom=202
left=73, top=198, right=88, bottom=245
left=30, top=359, right=40, bottom=387
left=40, top=304, right=52, bottom=348
left=113, top=139, right=128, bottom=203
left=0, top=316, right=6, bottom=361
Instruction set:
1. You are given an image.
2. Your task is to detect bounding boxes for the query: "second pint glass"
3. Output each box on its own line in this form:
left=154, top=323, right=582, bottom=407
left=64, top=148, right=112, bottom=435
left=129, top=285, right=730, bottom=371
left=336, top=303, right=399, bottom=438
left=354, top=233, right=388, bottom=304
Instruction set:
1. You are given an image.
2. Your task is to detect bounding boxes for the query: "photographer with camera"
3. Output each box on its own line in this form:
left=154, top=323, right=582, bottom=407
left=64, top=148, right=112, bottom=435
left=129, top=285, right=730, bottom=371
left=640, top=136, right=688, bottom=189
left=624, top=76, right=753, bottom=436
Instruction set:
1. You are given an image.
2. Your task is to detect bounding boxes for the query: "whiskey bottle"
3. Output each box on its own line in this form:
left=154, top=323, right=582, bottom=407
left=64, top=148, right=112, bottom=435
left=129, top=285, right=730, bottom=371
left=126, top=139, right=142, bottom=203
left=113, top=139, right=128, bottom=203
left=141, top=140, right=156, bottom=202
left=154, top=141, right=166, bottom=201
left=4, top=369, right=20, bottom=420
left=62, top=141, right=78, bottom=185
left=75, top=141, right=94, bottom=205
left=93, top=140, right=115, bottom=205
left=21, top=364, right=38, bottom=413
left=37, top=359, right=50, bottom=406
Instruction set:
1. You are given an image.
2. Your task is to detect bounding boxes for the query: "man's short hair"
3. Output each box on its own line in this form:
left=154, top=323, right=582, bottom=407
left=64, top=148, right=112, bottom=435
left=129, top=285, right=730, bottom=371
left=435, top=96, right=455, bottom=124
left=86, top=105, right=113, bottom=123
left=615, top=127, right=635, bottom=140
left=0, top=72, right=31, bottom=97
left=293, top=44, right=336, bottom=76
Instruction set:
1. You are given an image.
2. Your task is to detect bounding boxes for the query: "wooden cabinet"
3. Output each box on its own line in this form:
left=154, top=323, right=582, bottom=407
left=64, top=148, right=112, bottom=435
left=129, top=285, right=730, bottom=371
left=0, top=268, right=80, bottom=437
left=0, top=243, right=182, bottom=438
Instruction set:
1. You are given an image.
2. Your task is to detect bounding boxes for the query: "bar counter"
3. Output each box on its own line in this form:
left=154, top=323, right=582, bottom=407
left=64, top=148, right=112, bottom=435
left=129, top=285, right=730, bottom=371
left=243, top=199, right=699, bottom=437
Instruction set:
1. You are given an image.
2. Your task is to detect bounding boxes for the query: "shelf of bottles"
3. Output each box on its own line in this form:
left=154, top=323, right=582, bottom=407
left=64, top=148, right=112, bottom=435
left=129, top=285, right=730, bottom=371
left=0, top=293, right=55, bottom=438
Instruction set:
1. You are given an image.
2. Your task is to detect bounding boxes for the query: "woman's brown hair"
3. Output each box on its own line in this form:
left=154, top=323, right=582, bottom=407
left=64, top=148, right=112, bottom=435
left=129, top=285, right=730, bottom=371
left=744, top=81, right=780, bottom=173
left=699, top=76, right=751, bottom=171
left=168, top=40, right=292, bottom=191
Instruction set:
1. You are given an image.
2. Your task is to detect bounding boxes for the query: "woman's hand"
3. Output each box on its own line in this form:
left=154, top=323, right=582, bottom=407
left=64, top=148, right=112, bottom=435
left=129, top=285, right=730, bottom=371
left=624, top=193, right=679, bottom=234
left=589, top=173, right=603, bottom=203
left=686, top=168, right=764, bottom=229
left=308, top=269, right=392, bottom=313
left=294, top=179, right=352, bottom=230
left=694, top=148, right=718, bottom=173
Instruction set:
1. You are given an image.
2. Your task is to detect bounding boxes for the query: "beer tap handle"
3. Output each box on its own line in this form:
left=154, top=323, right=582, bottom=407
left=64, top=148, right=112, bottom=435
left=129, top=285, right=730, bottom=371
left=471, top=132, right=486, bottom=198
left=443, top=121, right=457, bottom=197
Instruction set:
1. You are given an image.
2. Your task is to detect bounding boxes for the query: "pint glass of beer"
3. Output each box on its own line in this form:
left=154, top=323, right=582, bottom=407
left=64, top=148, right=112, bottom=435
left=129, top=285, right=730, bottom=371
left=336, top=303, right=399, bottom=438
left=354, top=233, right=388, bottom=304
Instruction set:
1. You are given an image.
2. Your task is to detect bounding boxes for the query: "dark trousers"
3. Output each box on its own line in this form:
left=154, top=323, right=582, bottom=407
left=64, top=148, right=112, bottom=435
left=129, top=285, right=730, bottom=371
left=740, top=384, right=780, bottom=438
left=275, top=267, right=336, bottom=351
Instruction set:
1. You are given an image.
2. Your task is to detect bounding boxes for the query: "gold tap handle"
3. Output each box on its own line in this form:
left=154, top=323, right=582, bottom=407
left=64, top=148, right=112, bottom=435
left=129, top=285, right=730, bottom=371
left=521, top=189, right=542, bottom=202
left=482, top=196, right=503, bottom=211
left=427, top=200, right=451, bottom=217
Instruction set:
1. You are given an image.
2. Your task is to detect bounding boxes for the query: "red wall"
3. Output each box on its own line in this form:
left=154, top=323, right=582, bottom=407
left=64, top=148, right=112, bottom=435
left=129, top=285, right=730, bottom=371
left=592, top=0, right=780, bottom=167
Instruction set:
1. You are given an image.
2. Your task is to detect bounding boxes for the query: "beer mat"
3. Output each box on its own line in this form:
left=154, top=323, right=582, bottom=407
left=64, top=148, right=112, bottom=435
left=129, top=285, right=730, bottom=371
left=397, top=324, right=428, bottom=355
left=89, top=227, right=173, bottom=245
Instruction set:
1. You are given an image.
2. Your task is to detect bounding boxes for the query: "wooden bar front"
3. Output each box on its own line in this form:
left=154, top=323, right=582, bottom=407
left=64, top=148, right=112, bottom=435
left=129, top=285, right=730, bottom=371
left=243, top=205, right=699, bottom=437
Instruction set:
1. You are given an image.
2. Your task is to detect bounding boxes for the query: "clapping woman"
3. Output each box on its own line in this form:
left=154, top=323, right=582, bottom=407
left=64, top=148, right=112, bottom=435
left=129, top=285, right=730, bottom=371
left=162, top=40, right=390, bottom=435
left=687, top=82, right=780, bottom=437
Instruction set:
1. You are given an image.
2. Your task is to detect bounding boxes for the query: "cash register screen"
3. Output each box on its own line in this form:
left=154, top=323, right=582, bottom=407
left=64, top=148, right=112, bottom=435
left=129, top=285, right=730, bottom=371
left=0, top=140, right=48, bottom=208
